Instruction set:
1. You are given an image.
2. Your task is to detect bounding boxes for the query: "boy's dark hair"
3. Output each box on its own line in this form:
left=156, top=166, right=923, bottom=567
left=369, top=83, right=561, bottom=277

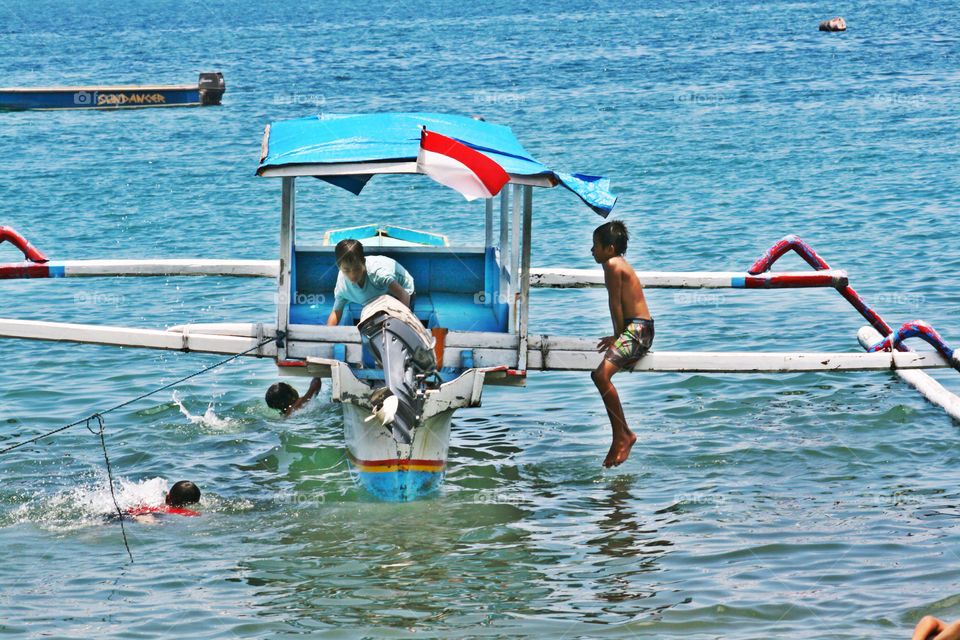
left=594, top=221, right=629, bottom=256
left=335, top=239, right=364, bottom=267
left=167, top=480, right=201, bottom=507
left=265, top=382, right=299, bottom=412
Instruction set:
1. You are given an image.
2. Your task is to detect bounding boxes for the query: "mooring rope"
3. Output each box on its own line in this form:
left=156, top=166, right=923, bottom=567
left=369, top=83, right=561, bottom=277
left=85, top=413, right=132, bottom=562
left=0, top=332, right=284, bottom=562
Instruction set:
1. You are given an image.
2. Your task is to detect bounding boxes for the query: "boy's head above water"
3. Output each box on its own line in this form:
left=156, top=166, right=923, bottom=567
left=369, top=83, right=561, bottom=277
left=592, top=220, right=629, bottom=262
left=265, top=381, right=299, bottom=414
left=335, top=239, right=366, bottom=284
left=166, top=480, right=200, bottom=508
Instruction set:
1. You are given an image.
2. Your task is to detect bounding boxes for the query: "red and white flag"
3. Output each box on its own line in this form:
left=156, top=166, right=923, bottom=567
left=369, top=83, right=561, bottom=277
left=416, top=129, right=510, bottom=200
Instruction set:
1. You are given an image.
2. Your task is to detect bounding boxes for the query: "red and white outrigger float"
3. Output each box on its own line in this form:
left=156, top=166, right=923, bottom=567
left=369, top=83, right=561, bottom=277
left=1, top=113, right=958, bottom=499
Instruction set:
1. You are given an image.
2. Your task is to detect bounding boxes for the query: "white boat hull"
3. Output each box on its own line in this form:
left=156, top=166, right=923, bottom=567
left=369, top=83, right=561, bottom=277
left=325, top=358, right=486, bottom=500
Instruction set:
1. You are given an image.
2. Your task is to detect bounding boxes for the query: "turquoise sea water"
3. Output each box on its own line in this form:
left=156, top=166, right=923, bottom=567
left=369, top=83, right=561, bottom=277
left=1, top=1, right=959, bottom=638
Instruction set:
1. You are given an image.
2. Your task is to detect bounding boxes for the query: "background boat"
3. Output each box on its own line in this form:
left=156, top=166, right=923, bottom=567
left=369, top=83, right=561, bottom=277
left=0, top=72, right=224, bottom=110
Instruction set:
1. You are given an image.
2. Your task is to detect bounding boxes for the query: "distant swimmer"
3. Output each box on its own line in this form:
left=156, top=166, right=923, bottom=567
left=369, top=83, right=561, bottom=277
left=912, top=616, right=960, bottom=640
left=117, top=480, right=201, bottom=522
left=266, top=378, right=323, bottom=416
left=589, top=221, right=654, bottom=468
left=819, top=17, right=846, bottom=31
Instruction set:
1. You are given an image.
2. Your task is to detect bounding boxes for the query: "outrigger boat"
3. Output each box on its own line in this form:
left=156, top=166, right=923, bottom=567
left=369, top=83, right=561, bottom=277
left=1, top=112, right=959, bottom=500
left=0, top=72, right=224, bottom=111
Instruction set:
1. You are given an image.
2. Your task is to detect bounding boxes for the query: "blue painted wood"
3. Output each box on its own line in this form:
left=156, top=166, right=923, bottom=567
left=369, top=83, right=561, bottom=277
left=324, top=225, right=380, bottom=245
left=0, top=88, right=201, bottom=110
left=381, top=225, right=447, bottom=247
left=0, top=74, right=224, bottom=110
left=289, top=246, right=506, bottom=334
left=324, top=225, right=447, bottom=248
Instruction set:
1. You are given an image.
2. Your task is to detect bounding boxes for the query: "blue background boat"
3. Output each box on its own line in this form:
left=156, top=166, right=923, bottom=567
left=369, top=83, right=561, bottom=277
left=0, top=72, right=224, bottom=110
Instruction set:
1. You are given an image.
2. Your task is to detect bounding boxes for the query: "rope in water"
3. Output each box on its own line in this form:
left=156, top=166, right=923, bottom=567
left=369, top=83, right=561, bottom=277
left=85, top=414, right=132, bottom=562
left=0, top=333, right=283, bottom=562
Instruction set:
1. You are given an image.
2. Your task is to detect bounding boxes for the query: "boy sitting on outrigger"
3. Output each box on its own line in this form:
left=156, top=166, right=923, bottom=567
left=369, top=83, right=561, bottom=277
left=325, top=239, right=415, bottom=326
left=590, top=221, right=654, bottom=468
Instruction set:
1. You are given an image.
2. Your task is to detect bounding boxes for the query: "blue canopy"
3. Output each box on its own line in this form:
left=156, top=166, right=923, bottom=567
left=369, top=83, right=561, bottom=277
left=256, top=113, right=616, bottom=217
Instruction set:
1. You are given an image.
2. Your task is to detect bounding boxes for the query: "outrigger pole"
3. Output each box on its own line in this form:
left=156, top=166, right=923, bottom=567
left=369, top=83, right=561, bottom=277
left=1, top=227, right=958, bottom=418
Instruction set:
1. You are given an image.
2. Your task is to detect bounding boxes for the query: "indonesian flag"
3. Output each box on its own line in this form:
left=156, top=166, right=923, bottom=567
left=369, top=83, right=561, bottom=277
left=416, top=129, right=510, bottom=200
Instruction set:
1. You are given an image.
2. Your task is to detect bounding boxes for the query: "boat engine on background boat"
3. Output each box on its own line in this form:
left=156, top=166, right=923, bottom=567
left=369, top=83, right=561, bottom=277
left=357, top=296, right=437, bottom=444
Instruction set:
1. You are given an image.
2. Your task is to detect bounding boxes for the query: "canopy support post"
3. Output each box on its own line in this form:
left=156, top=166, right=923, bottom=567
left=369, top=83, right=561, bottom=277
left=277, top=176, right=296, bottom=361
left=498, top=189, right=510, bottom=327
left=509, top=184, right=521, bottom=332
left=484, top=198, right=493, bottom=249
left=518, top=186, right=533, bottom=371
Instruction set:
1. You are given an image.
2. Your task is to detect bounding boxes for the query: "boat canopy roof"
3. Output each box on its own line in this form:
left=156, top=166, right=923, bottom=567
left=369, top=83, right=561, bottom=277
left=256, top=112, right=616, bottom=216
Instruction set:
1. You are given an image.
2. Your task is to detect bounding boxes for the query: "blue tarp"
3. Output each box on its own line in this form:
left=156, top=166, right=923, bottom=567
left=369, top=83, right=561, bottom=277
left=257, top=113, right=617, bottom=216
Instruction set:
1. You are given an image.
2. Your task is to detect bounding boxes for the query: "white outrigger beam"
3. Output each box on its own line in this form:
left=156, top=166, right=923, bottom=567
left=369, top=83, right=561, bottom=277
left=0, top=258, right=277, bottom=279
left=0, top=258, right=844, bottom=290
left=859, top=326, right=960, bottom=422
left=0, top=318, right=952, bottom=374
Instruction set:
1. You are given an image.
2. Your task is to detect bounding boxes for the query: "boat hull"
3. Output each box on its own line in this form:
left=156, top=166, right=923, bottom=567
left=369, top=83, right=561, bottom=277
left=0, top=73, right=224, bottom=111
left=326, top=358, right=486, bottom=500
left=342, top=403, right=451, bottom=500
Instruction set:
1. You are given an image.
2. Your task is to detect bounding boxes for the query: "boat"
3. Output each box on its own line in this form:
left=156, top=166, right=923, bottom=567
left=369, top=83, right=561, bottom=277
left=0, top=112, right=958, bottom=501
left=0, top=72, right=225, bottom=111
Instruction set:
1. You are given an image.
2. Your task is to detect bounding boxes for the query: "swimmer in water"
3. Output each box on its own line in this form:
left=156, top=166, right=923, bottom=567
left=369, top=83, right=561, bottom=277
left=121, top=480, right=201, bottom=522
left=265, top=378, right=323, bottom=416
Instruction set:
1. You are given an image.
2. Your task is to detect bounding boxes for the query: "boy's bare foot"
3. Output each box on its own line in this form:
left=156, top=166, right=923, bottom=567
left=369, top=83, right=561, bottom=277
left=603, top=429, right=637, bottom=467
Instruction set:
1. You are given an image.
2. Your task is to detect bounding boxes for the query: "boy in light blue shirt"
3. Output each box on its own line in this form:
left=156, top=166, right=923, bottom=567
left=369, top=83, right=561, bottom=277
left=326, top=239, right=415, bottom=325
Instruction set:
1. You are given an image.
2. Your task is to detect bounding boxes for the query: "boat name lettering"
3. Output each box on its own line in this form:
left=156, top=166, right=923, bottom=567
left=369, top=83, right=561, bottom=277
left=96, top=92, right=167, bottom=106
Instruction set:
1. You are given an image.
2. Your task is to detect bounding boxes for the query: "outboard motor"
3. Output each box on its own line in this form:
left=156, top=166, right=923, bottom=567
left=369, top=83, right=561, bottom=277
left=198, top=72, right=225, bottom=105
left=357, top=296, right=437, bottom=444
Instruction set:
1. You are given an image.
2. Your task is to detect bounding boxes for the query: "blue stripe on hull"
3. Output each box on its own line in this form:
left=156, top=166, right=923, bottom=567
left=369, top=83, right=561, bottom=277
left=352, top=469, right=445, bottom=501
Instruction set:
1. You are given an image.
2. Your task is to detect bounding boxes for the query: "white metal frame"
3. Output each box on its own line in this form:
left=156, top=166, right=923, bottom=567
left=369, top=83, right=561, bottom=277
left=277, top=176, right=295, bottom=361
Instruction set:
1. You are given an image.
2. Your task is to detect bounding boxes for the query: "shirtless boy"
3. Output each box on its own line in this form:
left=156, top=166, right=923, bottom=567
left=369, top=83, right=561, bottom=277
left=590, top=221, right=654, bottom=468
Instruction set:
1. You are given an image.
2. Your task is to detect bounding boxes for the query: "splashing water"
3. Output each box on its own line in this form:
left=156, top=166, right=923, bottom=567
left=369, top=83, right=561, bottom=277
left=172, top=392, right=236, bottom=431
left=5, top=476, right=169, bottom=531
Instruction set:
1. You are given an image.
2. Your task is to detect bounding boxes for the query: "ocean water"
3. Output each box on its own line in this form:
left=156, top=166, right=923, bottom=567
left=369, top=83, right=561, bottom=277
left=1, top=1, right=959, bottom=638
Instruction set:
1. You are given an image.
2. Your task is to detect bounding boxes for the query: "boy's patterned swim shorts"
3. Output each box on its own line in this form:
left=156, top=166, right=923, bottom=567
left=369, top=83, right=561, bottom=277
left=604, top=318, right=654, bottom=370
